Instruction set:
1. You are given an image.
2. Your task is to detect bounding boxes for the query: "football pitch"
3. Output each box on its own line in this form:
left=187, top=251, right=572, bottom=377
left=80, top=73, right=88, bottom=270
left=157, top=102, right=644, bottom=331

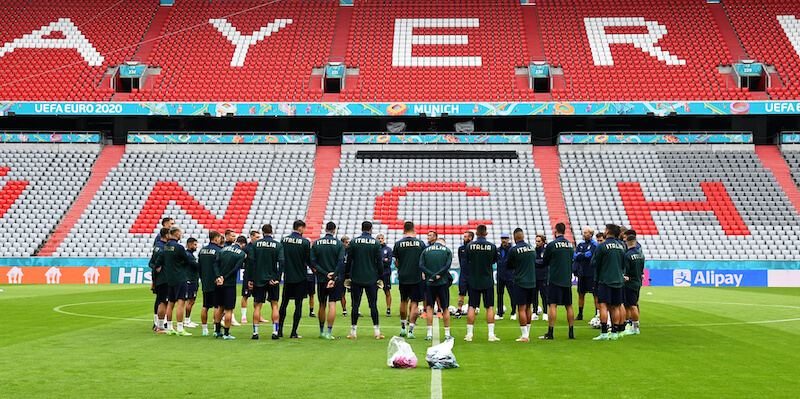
left=1, top=285, right=799, bottom=398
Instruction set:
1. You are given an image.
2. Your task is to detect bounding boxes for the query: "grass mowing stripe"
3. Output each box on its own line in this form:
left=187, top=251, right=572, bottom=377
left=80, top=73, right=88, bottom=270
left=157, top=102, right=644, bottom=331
left=430, top=314, right=441, bottom=399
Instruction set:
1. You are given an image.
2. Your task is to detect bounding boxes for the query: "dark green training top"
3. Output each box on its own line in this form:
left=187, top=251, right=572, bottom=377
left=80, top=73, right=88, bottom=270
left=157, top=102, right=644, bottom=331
left=246, top=236, right=285, bottom=287
left=149, top=240, right=167, bottom=286
left=507, top=240, right=537, bottom=289
left=420, top=243, right=452, bottom=287
left=592, top=237, right=626, bottom=288
left=543, top=235, right=576, bottom=287
left=466, top=237, right=498, bottom=291
left=160, top=239, right=198, bottom=287
left=280, top=232, right=311, bottom=284
left=346, top=233, right=382, bottom=286
left=393, top=236, right=426, bottom=285
left=215, top=244, right=245, bottom=287
left=624, top=247, right=645, bottom=290
left=311, top=234, right=346, bottom=283
left=198, top=243, right=222, bottom=292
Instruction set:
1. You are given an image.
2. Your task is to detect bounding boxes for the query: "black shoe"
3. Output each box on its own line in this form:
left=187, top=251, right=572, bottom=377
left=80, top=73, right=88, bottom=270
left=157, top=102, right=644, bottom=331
left=252, top=333, right=259, bottom=340
left=309, top=312, right=316, bottom=318
left=538, top=334, right=554, bottom=340
left=271, top=333, right=280, bottom=340
left=568, top=333, right=575, bottom=339
left=386, top=310, right=391, bottom=317
left=278, top=331, right=284, bottom=338
left=575, top=314, right=584, bottom=321
left=343, top=310, right=348, bottom=317
left=290, top=333, right=302, bottom=339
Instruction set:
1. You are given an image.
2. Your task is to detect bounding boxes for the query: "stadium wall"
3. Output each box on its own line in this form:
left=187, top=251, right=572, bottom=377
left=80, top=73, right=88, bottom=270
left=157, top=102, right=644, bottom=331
left=3, top=258, right=799, bottom=287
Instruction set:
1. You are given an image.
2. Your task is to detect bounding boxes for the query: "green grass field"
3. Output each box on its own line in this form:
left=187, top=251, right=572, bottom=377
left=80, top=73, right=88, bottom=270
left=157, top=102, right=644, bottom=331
left=1, top=285, right=799, bottom=398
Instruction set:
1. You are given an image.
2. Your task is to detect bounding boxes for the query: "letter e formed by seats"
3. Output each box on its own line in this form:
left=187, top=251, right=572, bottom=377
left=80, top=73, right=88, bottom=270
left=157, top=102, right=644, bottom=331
left=392, top=18, right=481, bottom=67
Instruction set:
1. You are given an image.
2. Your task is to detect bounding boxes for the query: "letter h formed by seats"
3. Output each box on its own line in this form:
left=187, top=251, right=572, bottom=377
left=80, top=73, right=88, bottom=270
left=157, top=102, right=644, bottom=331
left=617, top=182, right=750, bottom=236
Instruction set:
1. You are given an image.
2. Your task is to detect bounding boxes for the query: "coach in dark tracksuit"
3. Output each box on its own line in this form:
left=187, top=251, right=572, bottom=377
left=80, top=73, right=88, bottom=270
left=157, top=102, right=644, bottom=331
left=533, top=235, right=549, bottom=317
left=496, top=234, right=516, bottom=318
left=573, top=231, right=598, bottom=321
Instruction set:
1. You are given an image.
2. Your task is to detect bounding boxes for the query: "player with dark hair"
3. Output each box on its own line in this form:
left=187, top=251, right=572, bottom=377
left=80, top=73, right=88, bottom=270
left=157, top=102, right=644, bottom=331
left=421, top=237, right=453, bottom=340
left=532, top=234, right=549, bottom=322
left=198, top=230, right=223, bottom=336
left=346, top=220, right=384, bottom=339
left=623, top=234, right=644, bottom=335
left=279, top=220, right=311, bottom=339
left=150, top=227, right=170, bottom=333
left=496, top=233, right=516, bottom=320
left=376, top=233, right=393, bottom=317
left=246, top=224, right=284, bottom=340
left=427, top=231, right=438, bottom=247
left=153, top=217, right=174, bottom=246
left=340, top=235, right=350, bottom=317
left=507, top=228, right=536, bottom=342
left=465, top=224, right=499, bottom=342
left=184, top=237, right=199, bottom=328
left=213, top=235, right=247, bottom=340
left=240, top=229, right=262, bottom=324
left=573, top=226, right=598, bottom=321
left=311, top=222, right=346, bottom=339
left=596, top=232, right=605, bottom=245
left=540, top=222, right=576, bottom=340
left=222, top=228, right=240, bottom=327
left=159, top=226, right=198, bottom=336
left=393, top=221, right=426, bottom=338
left=455, top=231, right=474, bottom=318
left=592, top=224, right=626, bottom=341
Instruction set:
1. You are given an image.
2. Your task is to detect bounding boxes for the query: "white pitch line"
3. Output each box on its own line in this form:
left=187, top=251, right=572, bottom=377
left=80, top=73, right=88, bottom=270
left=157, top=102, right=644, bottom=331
left=53, top=299, right=152, bottom=322
left=430, top=315, right=442, bottom=399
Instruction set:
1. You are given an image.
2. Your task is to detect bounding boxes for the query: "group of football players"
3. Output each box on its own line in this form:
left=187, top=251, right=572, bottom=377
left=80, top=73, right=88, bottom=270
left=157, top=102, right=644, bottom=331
left=148, top=216, right=644, bottom=342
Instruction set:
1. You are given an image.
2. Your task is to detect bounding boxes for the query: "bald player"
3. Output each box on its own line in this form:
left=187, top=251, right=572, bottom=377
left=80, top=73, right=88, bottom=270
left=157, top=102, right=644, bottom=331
left=507, top=228, right=537, bottom=342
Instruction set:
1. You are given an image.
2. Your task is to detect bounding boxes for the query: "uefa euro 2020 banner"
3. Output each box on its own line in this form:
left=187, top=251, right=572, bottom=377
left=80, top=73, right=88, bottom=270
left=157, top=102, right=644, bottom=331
left=5, top=100, right=800, bottom=117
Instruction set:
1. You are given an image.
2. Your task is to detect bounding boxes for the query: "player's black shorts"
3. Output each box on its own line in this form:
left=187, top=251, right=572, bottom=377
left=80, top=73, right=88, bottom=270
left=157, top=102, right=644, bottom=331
left=252, top=284, right=280, bottom=303
left=624, top=287, right=640, bottom=307
left=547, top=284, right=573, bottom=306
left=283, top=281, right=307, bottom=300
left=167, top=282, right=188, bottom=303
left=426, top=285, right=450, bottom=310
left=202, top=290, right=216, bottom=309
left=306, top=275, right=316, bottom=296
left=317, top=280, right=344, bottom=303
left=468, top=287, right=495, bottom=309
left=399, top=282, right=424, bottom=303
left=215, top=285, right=236, bottom=309
left=596, top=283, right=623, bottom=306
left=155, top=283, right=168, bottom=305
left=381, top=273, right=392, bottom=291
left=241, top=284, right=251, bottom=298
left=187, top=282, right=199, bottom=300
left=577, top=276, right=595, bottom=294
left=458, top=277, right=469, bottom=296
left=514, top=285, right=536, bottom=307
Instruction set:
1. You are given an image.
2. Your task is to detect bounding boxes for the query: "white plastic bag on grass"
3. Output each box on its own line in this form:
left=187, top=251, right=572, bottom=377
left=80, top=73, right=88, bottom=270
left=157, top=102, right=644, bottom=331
left=387, top=336, right=418, bottom=369
left=426, top=338, right=459, bottom=369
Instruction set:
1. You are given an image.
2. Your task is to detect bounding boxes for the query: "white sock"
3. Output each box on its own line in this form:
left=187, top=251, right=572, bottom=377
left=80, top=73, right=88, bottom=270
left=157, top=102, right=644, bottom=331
left=488, top=323, right=496, bottom=337
left=160, top=318, right=167, bottom=328
left=177, top=322, right=184, bottom=332
left=633, top=321, right=640, bottom=329
left=520, top=325, right=527, bottom=337
left=154, top=314, right=159, bottom=326
left=374, top=325, right=381, bottom=336
left=202, top=324, right=208, bottom=334
left=427, top=325, right=433, bottom=337
left=409, top=323, right=416, bottom=333
left=185, top=316, right=191, bottom=324
left=168, top=321, right=174, bottom=330
left=241, top=308, right=247, bottom=320
left=527, top=323, right=531, bottom=332
left=401, top=319, right=407, bottom=330
left=351, top=325, right=357, bottom=336
left=253, top=324, right=259, bottom=334
left=444, top=327, right=450, bottom=337
left=466, top=324, right=474, bottom=336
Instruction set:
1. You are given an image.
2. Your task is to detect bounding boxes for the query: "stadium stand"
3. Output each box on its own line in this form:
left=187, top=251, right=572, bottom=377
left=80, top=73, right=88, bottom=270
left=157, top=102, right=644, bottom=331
left=321, top=147, right=552, bottom=250
left=560, top=145, right=800, bottom=260
left=139, top=0, right=337, bottom=102
left=0, top=144, right=98, bottom=256
left=537, top=0, right=739, bottom=101
left=344, top=0, right=528, bottom=102
left=780, top=146, right=800, bottom=194
left=52, top=146, right=314, bottom=257
left=724, top=0, right=800, bottom=100
left=0, top=0, right=158, bottom=101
